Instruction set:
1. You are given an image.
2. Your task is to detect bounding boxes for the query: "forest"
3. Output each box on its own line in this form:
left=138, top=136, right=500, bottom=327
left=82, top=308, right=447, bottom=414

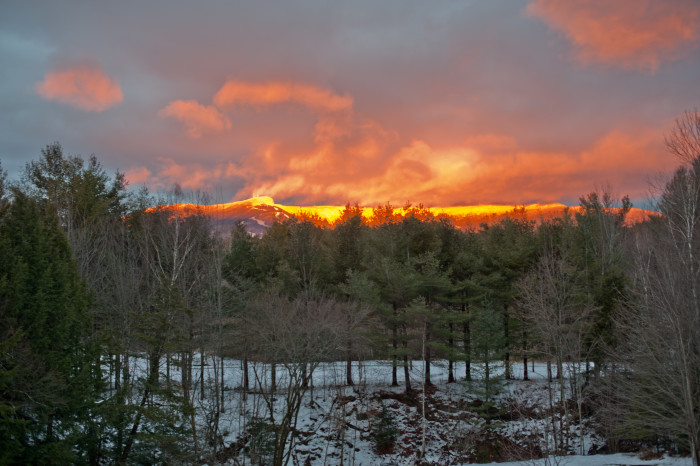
left=1, top=111, right=699, bottom=465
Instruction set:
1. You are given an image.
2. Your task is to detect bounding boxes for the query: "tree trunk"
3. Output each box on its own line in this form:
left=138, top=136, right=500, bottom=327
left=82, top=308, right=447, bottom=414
left=403, top=353, right=412, bottom=395
left=391, top=332, right=398, bottom=386
left=485, top=358, right=490, bottom=399
left=220, top=355, right=225, bottom=413
left=424, top=321, right=432, bottom=386
left=115, top=353, right=121, bottom=391
left=123, top=352, right=130, bottom=389
left=200, top=351, right=205, bottom=400
left=448, top=323, right=455, bottom=383
left=243, top=356, right=249, bottom=392
left=401, top=321, right=412, bottom=394
left=346, top=342, right=353, bottom=386
left=523, top=355, right=528, bottom=381
left=271, top=363, right=277, bottom=393
left=421, top=326, right=427, bottom=459
left=120, top=377, right=153, bottom=464
left=523, top=330, right=528, bottom=381
left=463, top=319, right=471, bottom=381
left=558, top=355, right=567, bottom=452
left=391, top=316, right=398, bottom=386
left=149, top=351, right=160, bottom=385
left=504, top=307, right=511, bottom=380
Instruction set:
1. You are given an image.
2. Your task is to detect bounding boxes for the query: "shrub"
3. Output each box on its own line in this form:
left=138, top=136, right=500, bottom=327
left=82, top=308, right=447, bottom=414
left=371, top=406, right=398, bottom=453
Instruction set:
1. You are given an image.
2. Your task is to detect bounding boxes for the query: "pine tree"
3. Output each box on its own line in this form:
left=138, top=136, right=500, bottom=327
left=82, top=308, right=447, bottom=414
left=477, top=217, right=537, bottom=380
left=0, top=190, right=99, bottom=463
left=573, top=190, right=630, bottom=372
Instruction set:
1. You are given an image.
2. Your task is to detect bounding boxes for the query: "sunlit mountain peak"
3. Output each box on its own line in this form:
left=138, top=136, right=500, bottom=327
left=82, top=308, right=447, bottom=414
left=152, top=197, right=659, bottom=237
left=242, top=196, right=275, bottom=206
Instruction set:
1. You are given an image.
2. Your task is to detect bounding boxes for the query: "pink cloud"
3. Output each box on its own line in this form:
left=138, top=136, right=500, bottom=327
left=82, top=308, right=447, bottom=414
left=213, top=80, right=353, bottom=113
left=142, top=78, right=671, bottom=207
left=131, top=124, right=666, bottom=207
left=127, top=158, right=248, bottom=194
left=159, top=100, right=232, bottom=139
left=235, top=126, right=666, bottom=206
left=124, top=166, right=151, bottom=185
left=36, top=64, right=123, bottom=111
left=528, top=0, right=700, bottom=70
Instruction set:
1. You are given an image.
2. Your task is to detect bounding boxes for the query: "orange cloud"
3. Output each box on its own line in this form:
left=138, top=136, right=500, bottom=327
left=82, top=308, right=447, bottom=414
left=124, top=166, right=151, bottom=185
left=36, top=64, right=123, bottom=111
left=464, top=133, right=519, bottom=154
left=454, top=128, right=666, bottom=204
left=238, top=109, right=398, bottom=204
left=528, top=0, right=700, bottom=70
left=159, top=100, right=232, bottom=138
left=131, top=124, right=666, bottom=207
left=213, top=80, right=353, bottom=113
left=158, top=160, right=216, bottom=190
left=126, top=158, right=249, bottom=194
left=142, top=78, right=670, bottom=207
left=243, top=142, right=482, bottom=206
left=238, top=126, right=666, bottom=207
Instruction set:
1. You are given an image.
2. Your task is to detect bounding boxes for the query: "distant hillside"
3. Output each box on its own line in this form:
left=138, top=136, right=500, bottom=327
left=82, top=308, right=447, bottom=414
left=155, top=196, right=293, bottom=236
left=157, top=196, right=658, bottom=236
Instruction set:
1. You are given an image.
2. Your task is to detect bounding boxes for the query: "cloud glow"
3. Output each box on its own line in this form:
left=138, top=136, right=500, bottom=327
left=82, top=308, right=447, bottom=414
left=36, top=64, right=123, bottom=111
left=528, top=0, right=700, bottom=70
left=159, top=100, right=232, bottom=139
left=213, top=80, right=353, bottom=113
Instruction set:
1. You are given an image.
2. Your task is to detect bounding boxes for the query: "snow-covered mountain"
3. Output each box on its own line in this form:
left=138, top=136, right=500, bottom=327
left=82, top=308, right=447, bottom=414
left=204, top=196, right=295, bottom=236
left=157, top=196, right=657, bottom=236
left=156, top=196, right=293, bottom=236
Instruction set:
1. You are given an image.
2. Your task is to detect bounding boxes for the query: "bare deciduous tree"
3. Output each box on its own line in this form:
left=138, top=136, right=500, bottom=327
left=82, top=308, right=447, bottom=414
left=666, top=109, right=700, bottom=165
left=619, top=152, right=700, bottom=465
left=518, top=246, right=595, bottom=455
left=243, top=292, right=353, bottom=466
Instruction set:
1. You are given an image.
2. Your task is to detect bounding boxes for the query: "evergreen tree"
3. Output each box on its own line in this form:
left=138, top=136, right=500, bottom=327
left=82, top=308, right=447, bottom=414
left=469, top=298, right=506, bottom=405
left=22, top=142, right=126, bottom=234
left=477, top=217, right=537, bottom=380
left=573, top=190, right=631, bottom=371
left=285, top=218, right=331, bottom=297
left=0, top=190, right=100, bottom=463
left=367, top=254, right=420, bottom=393
left=223, top=221, right=263, bottom=393
left=450, top=229, right=482, bottom=381
left=331, top=203, right=366, bottom=284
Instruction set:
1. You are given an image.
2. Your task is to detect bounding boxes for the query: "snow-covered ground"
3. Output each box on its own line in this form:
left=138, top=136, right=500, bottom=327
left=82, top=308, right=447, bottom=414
left=119, top=356, right=692, bottom=465
left=482, top=454, right=691, bottom=466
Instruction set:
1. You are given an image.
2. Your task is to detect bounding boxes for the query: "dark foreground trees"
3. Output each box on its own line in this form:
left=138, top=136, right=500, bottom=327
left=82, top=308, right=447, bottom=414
left=243, top=293, right=362, bottom=466
left=0, top=190, right=99, bottom=463
left=619, top=123, right=700, bottom=465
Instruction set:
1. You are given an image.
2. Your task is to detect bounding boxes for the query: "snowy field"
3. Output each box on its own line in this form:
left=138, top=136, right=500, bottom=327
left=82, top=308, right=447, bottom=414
left=118, top=356, right=692, bottom=465
left=483, top=454, right=691, bottom=466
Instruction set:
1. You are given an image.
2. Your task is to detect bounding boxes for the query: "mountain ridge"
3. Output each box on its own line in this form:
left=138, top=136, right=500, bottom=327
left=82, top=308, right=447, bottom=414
left=158, top=196, right=658, bottom=236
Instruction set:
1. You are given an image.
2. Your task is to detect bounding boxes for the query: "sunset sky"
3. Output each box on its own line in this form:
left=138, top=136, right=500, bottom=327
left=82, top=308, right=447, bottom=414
left=2, top=1, right=699, bottom=207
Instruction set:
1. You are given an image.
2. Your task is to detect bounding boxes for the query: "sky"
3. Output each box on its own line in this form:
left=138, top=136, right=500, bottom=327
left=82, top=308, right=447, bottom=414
left=1, top=0, right=699, bottom=207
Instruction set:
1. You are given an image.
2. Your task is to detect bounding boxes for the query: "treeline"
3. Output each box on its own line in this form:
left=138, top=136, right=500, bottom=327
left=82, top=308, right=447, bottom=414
left=1, top=111, right=699, bottom=465
left=224, top=183, right=632, bottom=461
